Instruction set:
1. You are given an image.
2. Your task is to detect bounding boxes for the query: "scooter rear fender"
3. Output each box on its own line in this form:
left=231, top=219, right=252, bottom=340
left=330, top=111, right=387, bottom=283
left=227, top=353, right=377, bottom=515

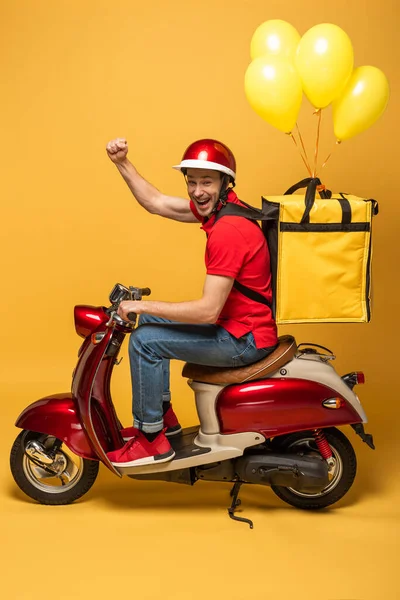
left=15, top=393, right=97, bottom=460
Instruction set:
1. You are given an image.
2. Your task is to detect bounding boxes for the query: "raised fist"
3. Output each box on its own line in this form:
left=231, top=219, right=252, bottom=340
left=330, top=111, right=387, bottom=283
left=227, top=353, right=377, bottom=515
left=106, top=138, right=128, bottom=164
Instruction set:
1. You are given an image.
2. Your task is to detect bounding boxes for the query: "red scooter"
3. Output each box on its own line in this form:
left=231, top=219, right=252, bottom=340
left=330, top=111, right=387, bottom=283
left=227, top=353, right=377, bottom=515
left=10, top=283, right=374, bottom=527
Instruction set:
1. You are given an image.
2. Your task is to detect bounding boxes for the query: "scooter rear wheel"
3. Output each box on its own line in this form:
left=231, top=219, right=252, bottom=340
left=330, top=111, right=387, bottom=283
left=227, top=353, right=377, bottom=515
left=10, top=430, right=99, bottom=505
left=270, top=427, right=357, bottom=510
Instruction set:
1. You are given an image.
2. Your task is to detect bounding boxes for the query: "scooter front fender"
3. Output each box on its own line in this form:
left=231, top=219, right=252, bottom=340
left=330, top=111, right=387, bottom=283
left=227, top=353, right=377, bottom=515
left=15, top=393, right=97, bottom=460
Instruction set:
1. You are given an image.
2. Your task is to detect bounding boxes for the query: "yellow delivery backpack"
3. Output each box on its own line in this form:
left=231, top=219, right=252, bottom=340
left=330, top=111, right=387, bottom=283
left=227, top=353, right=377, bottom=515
left=261, top=177, right=378, bottom=324
left=215, top=177, right=378, bottom=324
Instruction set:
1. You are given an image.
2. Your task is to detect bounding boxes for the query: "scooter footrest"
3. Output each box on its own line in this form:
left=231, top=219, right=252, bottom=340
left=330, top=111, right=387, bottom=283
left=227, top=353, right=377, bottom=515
left=168, top=426, right=211, bottom=460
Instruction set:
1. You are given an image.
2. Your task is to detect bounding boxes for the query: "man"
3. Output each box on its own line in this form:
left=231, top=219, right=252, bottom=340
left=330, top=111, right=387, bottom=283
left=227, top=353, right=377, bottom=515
left=105, top=138, right=278, bottom=467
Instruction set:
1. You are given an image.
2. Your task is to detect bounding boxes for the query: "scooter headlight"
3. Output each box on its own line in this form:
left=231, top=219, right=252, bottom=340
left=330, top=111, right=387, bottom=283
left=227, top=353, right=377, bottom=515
left=74, top=305, right=108, bottom=338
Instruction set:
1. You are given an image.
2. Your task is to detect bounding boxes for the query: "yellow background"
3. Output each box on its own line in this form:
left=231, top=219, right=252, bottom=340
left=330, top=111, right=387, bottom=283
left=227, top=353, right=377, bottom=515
left=0, top=0, right=398, bottom=598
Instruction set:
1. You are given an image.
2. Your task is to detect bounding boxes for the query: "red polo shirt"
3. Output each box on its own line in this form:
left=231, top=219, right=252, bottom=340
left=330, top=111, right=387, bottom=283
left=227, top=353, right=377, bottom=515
left=190, top=190, right=278, bottom=349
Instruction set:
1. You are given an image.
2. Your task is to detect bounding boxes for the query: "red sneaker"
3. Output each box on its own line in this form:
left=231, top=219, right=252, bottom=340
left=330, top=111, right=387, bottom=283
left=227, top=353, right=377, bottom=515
left=107, top=430, right=175, bottom=467
left=121, top=404, right=182, bottom=441
left=163, top=405, right=182, bottom=436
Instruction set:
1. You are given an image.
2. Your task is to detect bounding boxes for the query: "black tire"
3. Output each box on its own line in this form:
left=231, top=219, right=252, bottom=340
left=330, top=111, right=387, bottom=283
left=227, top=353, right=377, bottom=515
left=270, top=428, right=357, bottom=510
left=10, top=430, right=99, bottom=505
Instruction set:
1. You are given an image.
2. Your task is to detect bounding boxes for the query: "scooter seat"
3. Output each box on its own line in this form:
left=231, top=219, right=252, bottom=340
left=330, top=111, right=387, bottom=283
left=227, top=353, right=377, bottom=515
left=182, top=335, right=297, bottom=384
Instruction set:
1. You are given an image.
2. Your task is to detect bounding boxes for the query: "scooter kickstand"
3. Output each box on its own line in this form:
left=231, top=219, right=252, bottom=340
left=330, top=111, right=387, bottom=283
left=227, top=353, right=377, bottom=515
left=228, top=482, right=253, bottom=529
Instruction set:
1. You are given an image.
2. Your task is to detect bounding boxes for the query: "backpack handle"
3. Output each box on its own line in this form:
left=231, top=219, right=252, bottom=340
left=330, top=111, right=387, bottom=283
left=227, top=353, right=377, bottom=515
left=284, top=177, right=331, bottom=224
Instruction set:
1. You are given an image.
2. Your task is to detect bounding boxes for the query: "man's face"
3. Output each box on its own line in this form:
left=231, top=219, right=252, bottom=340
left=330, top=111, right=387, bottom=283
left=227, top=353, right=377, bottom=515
left=186, top=168, right=224, bottom=217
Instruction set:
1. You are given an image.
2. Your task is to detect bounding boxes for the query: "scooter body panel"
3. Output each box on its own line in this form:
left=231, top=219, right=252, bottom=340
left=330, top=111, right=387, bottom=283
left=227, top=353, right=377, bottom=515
left=15, top=393, right=97, bottom=460
left=217, top=378, right=362, bottom=437
left=71, top=324, right=123, bottom=476
left=270, top=355, right=367, bottom=421
left=15, top=314, right=125, bottom=471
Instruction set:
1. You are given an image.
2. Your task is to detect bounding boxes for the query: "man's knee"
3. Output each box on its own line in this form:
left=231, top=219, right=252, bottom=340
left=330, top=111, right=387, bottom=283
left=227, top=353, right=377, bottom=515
left=129, top=322, right=157, bottom=355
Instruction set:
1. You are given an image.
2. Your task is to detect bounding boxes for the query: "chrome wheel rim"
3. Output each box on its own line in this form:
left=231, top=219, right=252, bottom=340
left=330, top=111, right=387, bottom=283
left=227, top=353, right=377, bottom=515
left=286, top=437, right=343, bottom=498
left=22, top=436, right=84, bottom=494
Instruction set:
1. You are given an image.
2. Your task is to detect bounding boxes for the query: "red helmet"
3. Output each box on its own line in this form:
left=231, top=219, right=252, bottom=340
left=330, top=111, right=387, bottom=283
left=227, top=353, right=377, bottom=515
left=173, top=139, right=236, bottom=181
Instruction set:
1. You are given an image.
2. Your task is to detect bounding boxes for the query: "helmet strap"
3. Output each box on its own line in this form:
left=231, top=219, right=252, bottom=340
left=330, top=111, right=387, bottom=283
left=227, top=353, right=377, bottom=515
left=212, top=175, right=235, bottom=213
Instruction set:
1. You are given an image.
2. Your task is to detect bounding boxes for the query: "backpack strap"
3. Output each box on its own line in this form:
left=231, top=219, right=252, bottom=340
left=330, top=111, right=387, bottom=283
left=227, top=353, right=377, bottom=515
left=214, top=201, right=276, bottom=223
left=232, top=280, right=272, bottom=309
left=213, top=202, right=277, bottom=310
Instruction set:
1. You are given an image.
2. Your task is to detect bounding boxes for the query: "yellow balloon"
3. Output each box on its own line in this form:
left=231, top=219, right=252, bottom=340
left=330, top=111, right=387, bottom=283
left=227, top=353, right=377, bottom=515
left=333, top=66, right=390, bottom=141
left=245, top=56, right=303, bottom=134
left=295, top=23, right=354, bottom=109
left=250, top=19, right=301, bottom=62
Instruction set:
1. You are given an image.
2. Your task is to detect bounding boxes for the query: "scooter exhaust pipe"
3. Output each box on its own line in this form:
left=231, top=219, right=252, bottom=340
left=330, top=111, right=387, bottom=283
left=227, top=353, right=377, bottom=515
left=235, top=453, right=330, bottom=492
left=25, top=440, right=54, bottom=466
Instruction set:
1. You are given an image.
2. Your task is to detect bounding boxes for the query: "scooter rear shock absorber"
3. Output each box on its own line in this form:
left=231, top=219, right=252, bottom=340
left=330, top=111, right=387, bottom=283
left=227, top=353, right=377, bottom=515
left=313, top=429, right=333, bottom=460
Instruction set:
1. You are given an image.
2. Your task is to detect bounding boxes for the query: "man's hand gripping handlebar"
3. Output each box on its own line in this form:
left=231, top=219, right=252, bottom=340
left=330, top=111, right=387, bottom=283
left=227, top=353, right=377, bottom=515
left=126, top=287, right=151, bottom=322
left=106, top=283, right=151, bottom=327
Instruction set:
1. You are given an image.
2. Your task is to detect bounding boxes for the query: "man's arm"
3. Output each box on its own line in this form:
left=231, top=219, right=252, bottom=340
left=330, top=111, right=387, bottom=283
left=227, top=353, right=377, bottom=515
left=117, top=274, right=234, bottom=324
left=106, top=138, right=198, bottom=223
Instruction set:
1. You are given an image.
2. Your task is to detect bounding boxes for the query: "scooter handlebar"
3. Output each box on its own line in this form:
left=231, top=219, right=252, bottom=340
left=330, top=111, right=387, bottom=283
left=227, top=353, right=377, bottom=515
left=127, top=288, right=151, bottom=323
left=126, top=287, right=150, bottom=321
left=106, top=285, right=151, bottom=325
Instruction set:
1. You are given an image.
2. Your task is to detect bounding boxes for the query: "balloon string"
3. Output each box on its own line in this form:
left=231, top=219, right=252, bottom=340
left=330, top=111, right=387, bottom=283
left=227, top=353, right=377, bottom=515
left=322, top=140, right=342, bottom=169
left=289, top=131, right=312, bottom=176
left=296, top=124, right=312, bottom=174
left=313, top=109, right=322, bottom=177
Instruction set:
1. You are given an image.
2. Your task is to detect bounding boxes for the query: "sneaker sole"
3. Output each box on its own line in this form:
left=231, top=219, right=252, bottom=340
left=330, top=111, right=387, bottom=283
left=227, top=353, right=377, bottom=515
left=111, top=448, right=175, bottom=468
left=123, top=425, right=182, bottom=442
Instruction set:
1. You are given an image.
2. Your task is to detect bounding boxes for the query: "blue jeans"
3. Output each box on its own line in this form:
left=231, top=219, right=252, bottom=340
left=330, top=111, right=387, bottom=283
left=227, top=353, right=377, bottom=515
left=128, top=314, right=277, bottom=433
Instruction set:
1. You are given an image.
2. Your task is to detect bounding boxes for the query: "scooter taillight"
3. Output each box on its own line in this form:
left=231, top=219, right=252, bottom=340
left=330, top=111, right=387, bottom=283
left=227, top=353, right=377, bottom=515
left=342, top=371, right=365, bottom=390
left=356, top=372, right=365, bottom=385
left=74, top=305, right=109, bottom=338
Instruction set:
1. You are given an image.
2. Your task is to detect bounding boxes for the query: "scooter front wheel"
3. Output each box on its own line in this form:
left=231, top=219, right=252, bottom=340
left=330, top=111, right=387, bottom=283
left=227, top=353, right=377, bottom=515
left=10, top=430, right=99, bottom=505
left=270, top=427, right=357, bottom=510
